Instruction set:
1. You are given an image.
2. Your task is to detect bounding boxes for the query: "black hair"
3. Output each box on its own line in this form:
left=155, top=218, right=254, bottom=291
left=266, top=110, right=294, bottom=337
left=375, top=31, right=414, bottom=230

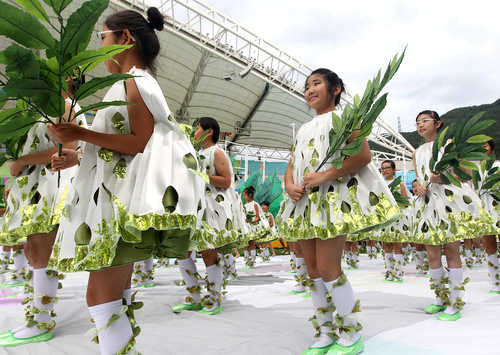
left=486, top=140, right=496, bottom=152
left=243, top=186, right=255, bottom=198
left=412, top=179, right=418, bottom=184
left=381, top=160, right=396, bottom=169
left=198, top=117, right=220, bottom=144
left=261, top=201, right=270, bottom=207
left=416, top=110, right=444, bottom=132
left=105, top=7, right=164, bottom=76
left=305, top=68, right=345, bottom=106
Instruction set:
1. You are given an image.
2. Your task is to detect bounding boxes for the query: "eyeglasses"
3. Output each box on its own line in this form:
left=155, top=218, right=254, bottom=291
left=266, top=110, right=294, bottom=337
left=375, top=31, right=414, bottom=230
left=96, top=30, right=136, bottom=45
left=415, top=118, right=436, bottom=127
left=380, top=167, right=392, bottom=171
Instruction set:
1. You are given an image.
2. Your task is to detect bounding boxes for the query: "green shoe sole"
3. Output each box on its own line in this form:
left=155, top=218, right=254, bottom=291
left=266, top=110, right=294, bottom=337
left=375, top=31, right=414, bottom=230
left=488, top=290, right=500, bottom=294
left=325, top=337, right=364, bottom=355
left=424, top=304, right=446, bottom=314
left=0, top=282, right=25, bottom=288
left=437, top=311, right=461, bottom=321
left=300, top=343, right=332, bottom=355
left=288, top=290, right=306, bottom=295
left=302, top=294, right=312, bottom=299
left=0, top=331, right=52, bottom=347
left=198, top=306, right=223, bottom=315
left=171, top=303, right=202, bottom=312
left=0, top=331, right=14, bottom=339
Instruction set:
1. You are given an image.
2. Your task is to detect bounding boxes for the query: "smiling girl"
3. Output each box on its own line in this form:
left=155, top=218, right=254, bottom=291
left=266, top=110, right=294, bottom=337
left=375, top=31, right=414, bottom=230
left=278, top=69, right=400, bottom=355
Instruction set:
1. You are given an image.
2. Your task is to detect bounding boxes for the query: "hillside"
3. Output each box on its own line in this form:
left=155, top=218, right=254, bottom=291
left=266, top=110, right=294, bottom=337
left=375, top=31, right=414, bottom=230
left=369, top=98, right=500, bottom=151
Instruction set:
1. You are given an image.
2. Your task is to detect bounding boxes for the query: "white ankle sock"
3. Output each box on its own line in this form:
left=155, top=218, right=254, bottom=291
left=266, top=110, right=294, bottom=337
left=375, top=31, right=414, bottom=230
left=416, top=251, right=424, bottom=271
left=204, top=264, right=223, bottom=311
left=14, top=268, right=59, bottom=338
left=88, top=299, right=133, bottom=355
left=310, top=278, right=333, bottom=348
left=429, top=267, right=445, bottom=306
left=385, top=252, right=394, bottom=280
left=224, top=254, right=236, bottom=277
left=13, top=249, right=27, bottom=275
left=132, top=261, right=144, bottom=286
left=324, top=276, right=360, bottom=347
left=293, top=257, right=307, bottom=292
left=178, top=258, right=201, bottom=304
left=394, top=254, right=405, bottom=280
left=465, top=249, right=473, bottom=258
left=487, top=254, right=500, bottom=291
left=445, top=268, right=463, bottom=314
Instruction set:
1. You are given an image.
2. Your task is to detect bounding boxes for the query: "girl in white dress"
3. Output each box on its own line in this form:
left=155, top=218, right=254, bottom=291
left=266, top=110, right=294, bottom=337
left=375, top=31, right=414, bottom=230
left=412, top=110, right=492, bottom=321
left=47, top=8, right=203, bottom=354
left=0, top=77, right=86, bottom=347
left=242, top=186, right=269, bottom=268
left=277, top=69, right=400, bottom=355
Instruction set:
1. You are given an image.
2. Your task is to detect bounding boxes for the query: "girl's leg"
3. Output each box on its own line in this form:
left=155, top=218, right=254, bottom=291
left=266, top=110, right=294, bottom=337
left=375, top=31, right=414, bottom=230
left=223, top=252, right=237, bottom=281
left=383, top=243, right=395, bottom=281
left=87, top=263, right=135, bottom=355
left=351, top=242, right=359, bottom=269
left=424, top=244, right=447, bottom=313
left=249, top=241, right=256, bottom=268
left=269, top=242, right=276, bottom=257
left=463, top=239, right=473, bottom=269
left=291, top=241, right=307, bottom=293
left=472, top=237, right=483, bottom=265
left=393, top=242, right=404, bottom=282
left=200, top=249, right=223, bottom=314
left=483, top=235, right=500, bottom=293
left=440, top=241, right=463, bottom=320
left=415, top=243, right=425, bottom=274
left=289, top=242, right=297, bottom=272
left=172, top=251, right=202, bottom=311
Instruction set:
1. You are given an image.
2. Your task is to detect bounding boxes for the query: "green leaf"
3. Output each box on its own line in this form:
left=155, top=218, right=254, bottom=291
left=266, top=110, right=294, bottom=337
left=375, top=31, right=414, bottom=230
left=13, top=0, right=50, bottom=22
left=467, top=119, right=495, bottom=137
left=3, top=78, right=58, bottom=97
left=74, top=101, right=134, bottom=118
left=437, top=125, right=449, bottom=151
left=453, top=167, right=472, bottom=181
left=472, top=169, right=481, bottom=190
left=446, top=171, right=462, bottom=187
left=331, top=112, right=342, bottom=133
left=462, top=111, right=485, bottom=136
left=463, top=152, right=490, bottom=161
left=74, top=74, right=134, bottom=102
left=4, top=43, right=40, bottom=81
left=341, top=138, right=364, bottom=156
left=62, top=45, right=133, bottom=76
left=330, top=156, right=344, bottom=169
left=0, top=108, right=24, bottom=125
left=62, top=0, right=109, bottom=56
left=467, top=134, right=492, bottom=144
left=41, top=0, right=72, bottom=14
left=439, top=172, right=450, bottom=184
left=0, top=92, right=8, bottom=110
left=32, top=88, right=65, bottom=119
left=0, top=115, right=38, bottom=143
left=458, top=160, right=479, bottom=170
left=0, top=1, right=55, bottom=50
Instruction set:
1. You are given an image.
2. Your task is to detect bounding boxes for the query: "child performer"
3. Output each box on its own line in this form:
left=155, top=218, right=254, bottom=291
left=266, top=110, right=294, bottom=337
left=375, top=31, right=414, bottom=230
left=412, top=110, right=492, bottom=321
left=260, top=201, right=276, bottom=259
left=242, top=186, right=269, bottom=268
left=477, top=140, right=500, bottom=293
left=172, top=117, right=241, bottom=315
left=47, top=8, right=204, bottom=354
left=0, top=76, right=86, bottom=346
left=278, top=69, right=400, bottom=355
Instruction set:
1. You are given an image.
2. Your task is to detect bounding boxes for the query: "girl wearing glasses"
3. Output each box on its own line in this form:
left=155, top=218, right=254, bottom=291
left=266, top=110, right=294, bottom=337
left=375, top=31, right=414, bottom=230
left=47, top=8, right=203, bottom=354
left=277, top=69, right=400, bottom=355
left=412, top=110, right=491, bottom=321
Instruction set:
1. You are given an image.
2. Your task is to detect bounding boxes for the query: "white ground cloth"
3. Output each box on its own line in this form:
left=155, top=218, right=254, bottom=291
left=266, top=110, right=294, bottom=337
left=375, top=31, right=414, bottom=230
left=1, top=254, right=499, bottom=354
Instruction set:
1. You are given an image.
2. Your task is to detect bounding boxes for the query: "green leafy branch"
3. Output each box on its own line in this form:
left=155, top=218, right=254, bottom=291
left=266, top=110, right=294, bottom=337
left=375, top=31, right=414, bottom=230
left=472, top=152, right=500, bottom=201
left=315, top=48, right=406, bottom=172
left=387, top=176, right=410, bottom=208
left=0, top=0, right=134, bottom=156
left=428, top=111, right=494, bottom=187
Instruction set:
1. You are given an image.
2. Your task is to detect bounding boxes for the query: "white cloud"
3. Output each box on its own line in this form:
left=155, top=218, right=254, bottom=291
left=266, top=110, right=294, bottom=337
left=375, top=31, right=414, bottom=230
left=205, top=0, right=500, bottom=132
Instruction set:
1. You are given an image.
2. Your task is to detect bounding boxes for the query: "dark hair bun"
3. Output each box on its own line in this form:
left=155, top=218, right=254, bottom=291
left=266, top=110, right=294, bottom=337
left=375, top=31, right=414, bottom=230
left=147, top=7, right=164, bottom=31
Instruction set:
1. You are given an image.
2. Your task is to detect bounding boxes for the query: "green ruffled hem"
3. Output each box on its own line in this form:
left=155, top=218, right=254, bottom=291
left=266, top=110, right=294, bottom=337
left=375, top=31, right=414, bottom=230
left=277, top=194, right=401, bottom=242
left=48, top=198, right=199, bottom=273
left=0, top=186, right=68, bottom=245
left=191, top=229, right=240, bottom=252
left=410, top=205, right=494, bottom=245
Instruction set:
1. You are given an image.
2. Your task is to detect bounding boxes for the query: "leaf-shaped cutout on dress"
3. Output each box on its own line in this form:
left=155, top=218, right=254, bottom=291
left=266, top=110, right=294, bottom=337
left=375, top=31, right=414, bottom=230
left=328, top=185, right=334, bottom=193
left=197, top=201, right=202, bottom=212
left=421, top=222, right=429, bottom=233
left=183, top=153, right=197, bottom=170
left=215, top=195, right=224, bottom=203
left=445, top=206, right=452, bottom=213
left=439, top=220, right=449, bottom=231
left=311, top=186, right=319, bottom=193
left=369, top=192, right=379, bottom=206
left=74, top=222, right=91, bottom=245
left=113, top=158, right=127, bottom=179
left=93, top=188, right=99, bottom=205
left=463, top=195, right=472, bottom=204
left=341, top=201, right=351, bottom=213
left=347, top=178, right=358, bottom=188
left=111, top=112, right=125, bottom=133
left=30, top=191, right=41, bottom=205
left=225, top=219, right=233, bottom=230
left=304, top=167, right=310, bottom=176
left=162, top=186, right=178, bottom=213
left=27, top=164, right=37, bottom=175
left=424, top=195, right=430, bottom=204
left=444, top=189, right=454, bottom=197
left=308, top=138, right=314, bottom=150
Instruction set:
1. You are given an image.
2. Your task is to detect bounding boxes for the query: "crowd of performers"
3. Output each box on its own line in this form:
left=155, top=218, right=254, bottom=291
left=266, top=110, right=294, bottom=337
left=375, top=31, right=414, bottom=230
left=0, top=6, right=499, bottom=355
